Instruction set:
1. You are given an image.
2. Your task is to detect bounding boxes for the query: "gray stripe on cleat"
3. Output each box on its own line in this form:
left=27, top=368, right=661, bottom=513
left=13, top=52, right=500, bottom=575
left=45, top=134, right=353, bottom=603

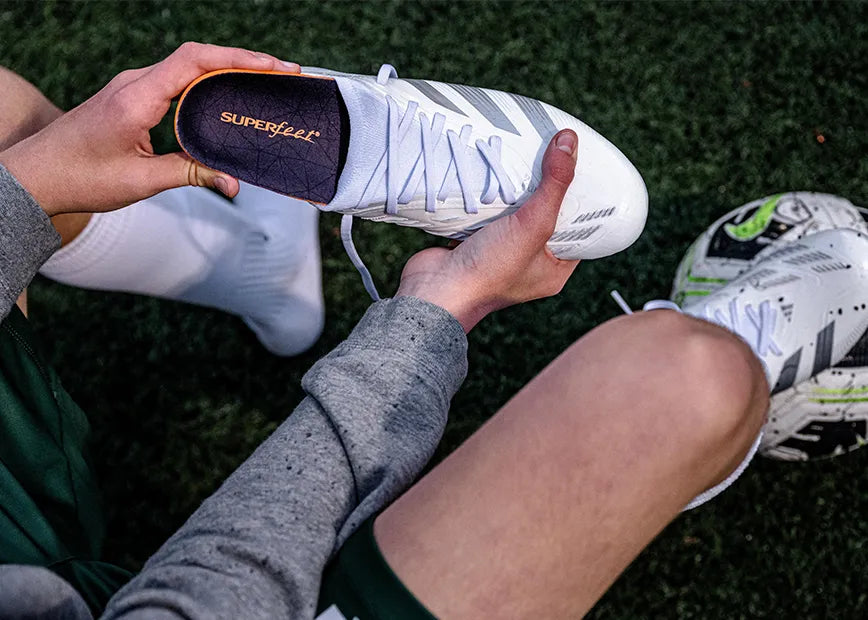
left=771, top=348, right=802, bottom=395
left=509, top=93, right=558, bottom=140
left=812, top=322, right=835, bottom=376
left=405, top=79, right=467, bottom=116
left=450, top=84, right=519, bottom=134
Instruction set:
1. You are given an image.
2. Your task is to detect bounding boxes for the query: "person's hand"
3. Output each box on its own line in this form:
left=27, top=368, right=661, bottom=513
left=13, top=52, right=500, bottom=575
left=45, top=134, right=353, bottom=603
left=396, top=129, right=580, bottom=332
left=0, top=42, right=299, bottom=217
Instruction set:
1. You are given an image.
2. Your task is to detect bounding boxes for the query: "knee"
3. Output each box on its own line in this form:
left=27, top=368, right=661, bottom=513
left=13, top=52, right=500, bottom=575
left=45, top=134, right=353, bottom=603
left=654, top=310, right=767, bottom=449
left=602, top=310, right=768, bottom=453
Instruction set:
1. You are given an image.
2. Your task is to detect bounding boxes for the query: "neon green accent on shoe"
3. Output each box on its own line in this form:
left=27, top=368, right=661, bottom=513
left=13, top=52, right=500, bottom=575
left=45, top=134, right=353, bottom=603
left=687, top=274, right=728, bottom=284
left=723, top=194, right=783, bottom=241
left=674, top=240, right=700, bottom=291
left=812, top=386, right=868, bottom=395
left=809, top=397, right=868, bottom=404
left=673, top=289, right=711, bottom=307
left=671, top=237, right=727, bottom=308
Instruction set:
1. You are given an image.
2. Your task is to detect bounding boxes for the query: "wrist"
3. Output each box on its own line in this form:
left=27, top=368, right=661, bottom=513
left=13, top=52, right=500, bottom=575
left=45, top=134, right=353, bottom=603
left=394, top=284, right=490, bottom=333
left=0, top=141, right=60, bottom=218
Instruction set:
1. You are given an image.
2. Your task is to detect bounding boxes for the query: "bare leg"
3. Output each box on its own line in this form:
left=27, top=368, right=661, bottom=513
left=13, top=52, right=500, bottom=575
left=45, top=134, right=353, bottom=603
left=0, top=67, right=62, bottom=151
left=0, top=67, right=92, bottom=247
left=0, top=67, right=92, bottom=315
left=376, top=310, right=768, bottom=618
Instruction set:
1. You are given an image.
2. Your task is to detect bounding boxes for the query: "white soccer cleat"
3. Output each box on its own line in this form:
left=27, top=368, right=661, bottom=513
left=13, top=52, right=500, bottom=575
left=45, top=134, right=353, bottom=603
left=671, top=192, right=868, bottom=308
left=305, top=64, right=648, bottom=261
left=613, top=228, right=868, bottom=508
left=669, top=194, right=868, bottom=460
left=684, top=228, right=868, bottom=394
left=642, top=228, right=868, bottom=506
left=175, top=64, right=648, bottom=297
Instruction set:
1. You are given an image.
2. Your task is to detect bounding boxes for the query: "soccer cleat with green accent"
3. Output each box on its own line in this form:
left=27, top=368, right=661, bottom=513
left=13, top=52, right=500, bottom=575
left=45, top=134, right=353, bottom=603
left=671, top=192, right=868, bottom=307
left=684, top=228, right=868, bottom=396
left=618, top=228, right=868, bottom=507
left=671, top=193, right=868, bottom=460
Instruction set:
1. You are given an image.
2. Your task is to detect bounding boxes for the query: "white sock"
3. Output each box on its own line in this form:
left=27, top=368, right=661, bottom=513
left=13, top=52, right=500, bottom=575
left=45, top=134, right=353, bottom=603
left=40, top=184, right=324, bottom=356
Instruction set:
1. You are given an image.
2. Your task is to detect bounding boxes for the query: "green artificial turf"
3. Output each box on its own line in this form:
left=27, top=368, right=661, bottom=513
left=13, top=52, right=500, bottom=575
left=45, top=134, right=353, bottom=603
left=2, top=0, right=867, bottom=616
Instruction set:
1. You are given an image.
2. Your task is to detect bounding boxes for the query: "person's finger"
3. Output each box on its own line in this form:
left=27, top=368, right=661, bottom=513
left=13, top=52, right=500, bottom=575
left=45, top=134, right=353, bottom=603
left=104, top=66, right=150, bottom=91
left=139, top=41, right=300, bottom=100
left=512, top=129, right=578, bottom=240
left=147, top=151, right=240, bottom=197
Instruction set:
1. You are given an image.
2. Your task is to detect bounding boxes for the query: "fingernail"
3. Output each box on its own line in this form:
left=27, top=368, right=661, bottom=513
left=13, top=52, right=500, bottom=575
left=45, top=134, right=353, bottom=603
left=281, top=60, right=301, bottom=72
left=556, top=131, right=576, bottom=155
left=214, top=176, right=229, bottom=195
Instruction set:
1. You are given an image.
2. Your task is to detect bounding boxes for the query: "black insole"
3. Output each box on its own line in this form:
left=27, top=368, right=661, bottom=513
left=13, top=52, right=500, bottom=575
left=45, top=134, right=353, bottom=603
left=175, top=71, right=349, bottom=204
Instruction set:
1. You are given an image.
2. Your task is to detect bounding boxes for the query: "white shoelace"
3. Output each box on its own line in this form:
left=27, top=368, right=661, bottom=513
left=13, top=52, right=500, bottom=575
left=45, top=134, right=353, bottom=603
left=342, top=64, right=518, bottom=300
left=699, top=297, right=782, bottom=358
left=611, top=290, right=782, bottom=359
left=610, top=290, right=680, bottom=314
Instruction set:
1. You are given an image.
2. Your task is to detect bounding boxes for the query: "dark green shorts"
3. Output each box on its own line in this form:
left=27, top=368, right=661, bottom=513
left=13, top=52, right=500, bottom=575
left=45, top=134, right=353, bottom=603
left=0, top=304, right=426, bottom=617
left=0, top=306, right=131, bottom=613
left=317, top=517, right=436, bottom=620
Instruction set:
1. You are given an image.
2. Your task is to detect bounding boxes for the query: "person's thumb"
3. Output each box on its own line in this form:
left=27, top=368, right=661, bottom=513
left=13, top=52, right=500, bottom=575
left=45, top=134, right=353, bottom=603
left=149, top=151, right=239, bottom=197
left=512, top=129, right=578, bottom=240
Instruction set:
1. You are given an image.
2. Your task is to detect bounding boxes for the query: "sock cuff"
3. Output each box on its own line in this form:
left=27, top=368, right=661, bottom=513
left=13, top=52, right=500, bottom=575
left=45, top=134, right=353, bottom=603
left=683, top=431, right=762, bottom=510
left=39, top=208, right=132, bottom=278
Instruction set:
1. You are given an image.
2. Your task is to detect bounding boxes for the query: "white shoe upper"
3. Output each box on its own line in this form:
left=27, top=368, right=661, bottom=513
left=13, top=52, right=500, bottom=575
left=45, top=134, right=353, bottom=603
left=672, top=192, right=868, bottom=306
left=304, top=64, right=648, bottom=262
left=684, top=228, right=868, bottom=393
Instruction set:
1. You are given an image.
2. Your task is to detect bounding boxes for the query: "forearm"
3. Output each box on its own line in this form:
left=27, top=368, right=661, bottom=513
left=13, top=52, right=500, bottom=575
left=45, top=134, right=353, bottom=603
left=0, top=164, right=61, bottom=321
left=103, top=297, right=468, bottom=620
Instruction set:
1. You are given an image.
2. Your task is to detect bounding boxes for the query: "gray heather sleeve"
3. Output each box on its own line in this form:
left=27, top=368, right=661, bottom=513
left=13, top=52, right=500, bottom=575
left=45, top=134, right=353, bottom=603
left=0, top=565, right=93, bottom=620
left=0, top=164, right=61, bottom=319
left=103, top=296, right=469, bottom=620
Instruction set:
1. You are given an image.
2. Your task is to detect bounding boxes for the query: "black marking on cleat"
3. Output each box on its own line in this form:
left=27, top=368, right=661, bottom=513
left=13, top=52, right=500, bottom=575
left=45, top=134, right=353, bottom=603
left=836, top=327, right=868, bottom=368
left=812, top=322, right=835, bottom=376
left=771, top=349, right=801, bottom=395
left=707, top=215, right=795, bottom=260
left=779, top=419, right=868, bottom=459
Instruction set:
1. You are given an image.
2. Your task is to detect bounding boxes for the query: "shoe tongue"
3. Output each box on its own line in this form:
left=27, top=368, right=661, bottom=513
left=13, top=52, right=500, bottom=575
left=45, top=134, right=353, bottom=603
left=327, top=75, right=493, bottom=212
left=326, top=76, right=389, bottom=210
